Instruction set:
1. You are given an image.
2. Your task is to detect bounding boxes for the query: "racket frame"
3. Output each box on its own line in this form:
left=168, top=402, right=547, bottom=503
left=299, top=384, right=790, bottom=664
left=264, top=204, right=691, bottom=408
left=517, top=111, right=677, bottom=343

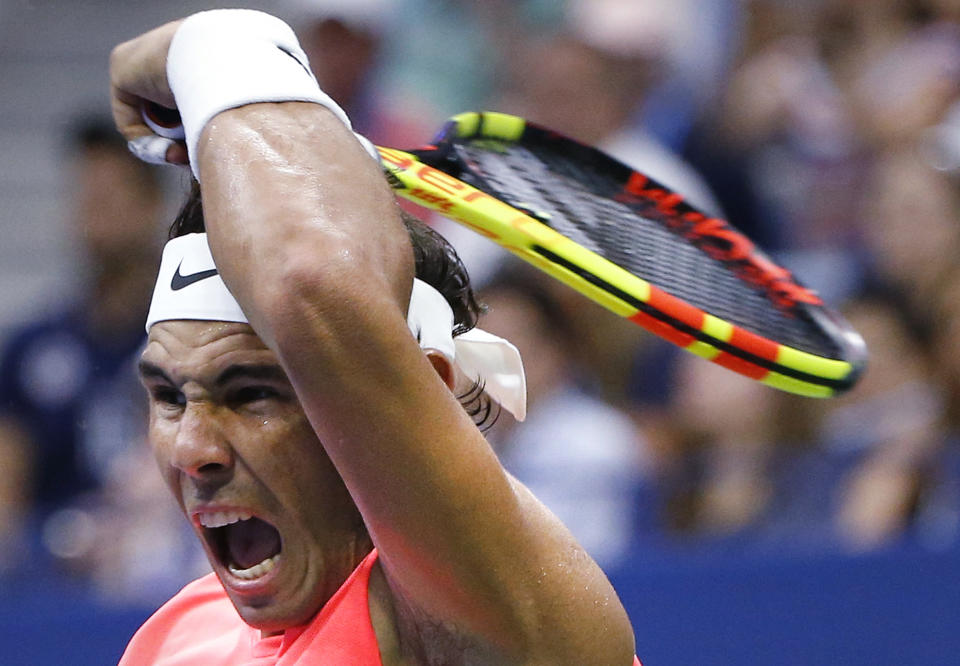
left=378, top=112, right=866, bottom=398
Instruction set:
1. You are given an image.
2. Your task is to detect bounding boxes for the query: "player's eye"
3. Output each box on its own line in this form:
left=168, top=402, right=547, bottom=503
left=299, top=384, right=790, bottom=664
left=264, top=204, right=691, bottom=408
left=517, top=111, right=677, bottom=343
left=152, top=386, right=186, bottom=408
left=229, top=386, right=279, bottom=406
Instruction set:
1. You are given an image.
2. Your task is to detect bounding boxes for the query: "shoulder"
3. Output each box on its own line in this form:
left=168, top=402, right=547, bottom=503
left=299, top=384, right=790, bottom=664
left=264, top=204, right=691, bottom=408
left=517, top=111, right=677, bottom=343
left=120, top=573, right=242, bottom=665
left=155, top=572, right=234, bottom=613
left=372, top=488, right=635, bottom=666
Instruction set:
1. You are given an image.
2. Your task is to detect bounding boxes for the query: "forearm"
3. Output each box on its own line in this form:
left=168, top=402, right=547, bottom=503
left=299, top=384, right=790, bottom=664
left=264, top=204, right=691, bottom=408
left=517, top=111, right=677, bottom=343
left=196, top=102, right=412, bottom=351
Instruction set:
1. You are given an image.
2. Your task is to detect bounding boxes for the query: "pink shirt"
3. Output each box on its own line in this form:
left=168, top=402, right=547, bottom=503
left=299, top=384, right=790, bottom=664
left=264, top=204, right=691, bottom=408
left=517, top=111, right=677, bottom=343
left=120, top=549, right=382, bottom=665
left=121, top=546, right=644, bottom=665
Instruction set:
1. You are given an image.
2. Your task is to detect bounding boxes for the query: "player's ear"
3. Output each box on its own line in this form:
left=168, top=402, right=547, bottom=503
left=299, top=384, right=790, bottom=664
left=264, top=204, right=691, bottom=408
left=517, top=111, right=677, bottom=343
left=425, top=349, right=456, bottom=391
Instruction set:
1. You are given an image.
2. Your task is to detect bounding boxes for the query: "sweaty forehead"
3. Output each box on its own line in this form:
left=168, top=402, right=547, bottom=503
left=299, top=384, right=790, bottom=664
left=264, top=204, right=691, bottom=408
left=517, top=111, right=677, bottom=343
left=142, top=320, right=277, bottom=384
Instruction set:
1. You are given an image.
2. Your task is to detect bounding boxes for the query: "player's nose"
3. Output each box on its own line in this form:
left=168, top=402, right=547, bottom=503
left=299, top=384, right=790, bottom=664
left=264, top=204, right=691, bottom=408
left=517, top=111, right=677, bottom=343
left=170, top=401, right=234, bottom=480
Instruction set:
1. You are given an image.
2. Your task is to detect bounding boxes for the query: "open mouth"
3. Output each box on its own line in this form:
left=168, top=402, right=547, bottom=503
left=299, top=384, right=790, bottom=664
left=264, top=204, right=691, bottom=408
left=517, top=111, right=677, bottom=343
left=199, top=511, right=283, bottom=580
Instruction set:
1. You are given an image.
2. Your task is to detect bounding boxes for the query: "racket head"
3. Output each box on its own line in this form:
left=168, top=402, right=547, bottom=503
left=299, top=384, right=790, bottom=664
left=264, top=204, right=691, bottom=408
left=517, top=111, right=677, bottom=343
left=380, top=111, right=867, bottom=397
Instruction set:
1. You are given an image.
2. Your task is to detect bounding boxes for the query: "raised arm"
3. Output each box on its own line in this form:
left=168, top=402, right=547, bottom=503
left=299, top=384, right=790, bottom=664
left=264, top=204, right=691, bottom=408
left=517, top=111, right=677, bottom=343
left=111, top=12, right=634, bottom=663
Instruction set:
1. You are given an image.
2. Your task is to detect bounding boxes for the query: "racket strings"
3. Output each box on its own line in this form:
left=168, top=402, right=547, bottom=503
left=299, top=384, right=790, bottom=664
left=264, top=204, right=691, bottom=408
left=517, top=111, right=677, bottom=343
left=456, top=141, right=843, bottom=359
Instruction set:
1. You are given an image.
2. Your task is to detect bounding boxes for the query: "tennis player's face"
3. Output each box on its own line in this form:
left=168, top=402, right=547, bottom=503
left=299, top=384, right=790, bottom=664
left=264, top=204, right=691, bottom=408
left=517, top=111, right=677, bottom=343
left=139, top=320, right=369, bottom=633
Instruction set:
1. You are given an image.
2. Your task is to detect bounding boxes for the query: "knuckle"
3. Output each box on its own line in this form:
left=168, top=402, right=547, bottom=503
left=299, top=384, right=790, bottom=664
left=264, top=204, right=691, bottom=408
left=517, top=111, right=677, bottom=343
left=108, top=44, right=125, bottom=73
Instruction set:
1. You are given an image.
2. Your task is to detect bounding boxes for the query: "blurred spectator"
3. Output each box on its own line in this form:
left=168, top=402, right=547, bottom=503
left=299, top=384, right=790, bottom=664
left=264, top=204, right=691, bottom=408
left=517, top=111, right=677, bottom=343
left=827, top=292, right=949, bottom=551
left=838, top=4, right=960, bottom=150
left=640, top=283, right=956, bottom=555
left=654, top=349, right=816, bottom=543
left=933, top=267, right=960, bottom=427
left=480, top=268, right=649, bottom=570
left=0, top=418, right=29, bottom=573
left=685, top=0, right=960, bottom=302
left=761, top=287, right=955, bottom=553
left=859, top=148, right=960, bottom=312
left=372, top=0, right=529, bottom=125
left=696, top=2, right=864, bottom=255
left=281, top=0, right=432, bottom=149
left=68, top=440, right=210, bottom=604
left=0, top=118, right=164, bottom=573
left=497, top=29, right=722, bottom=216
left=818, top=0, right=921, bottom=93
left=635, top=270, right=960, bottom=557
left=568, top=0, right=743, bottom=151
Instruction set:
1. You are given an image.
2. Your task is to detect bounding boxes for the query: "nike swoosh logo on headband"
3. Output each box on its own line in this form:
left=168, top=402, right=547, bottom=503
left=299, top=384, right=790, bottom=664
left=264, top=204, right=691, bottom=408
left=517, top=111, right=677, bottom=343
left=171, top=261, right=219, bottom=291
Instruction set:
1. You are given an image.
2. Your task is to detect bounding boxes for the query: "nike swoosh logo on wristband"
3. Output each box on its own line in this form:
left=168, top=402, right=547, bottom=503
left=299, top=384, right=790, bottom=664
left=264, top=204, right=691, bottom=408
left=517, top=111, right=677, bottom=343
left=171, top=261, right=219, bottom=291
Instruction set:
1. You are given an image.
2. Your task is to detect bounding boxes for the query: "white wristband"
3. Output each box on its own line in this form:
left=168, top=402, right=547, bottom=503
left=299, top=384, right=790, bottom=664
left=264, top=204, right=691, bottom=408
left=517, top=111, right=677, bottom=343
left=166, top=9, right=351, bottom=178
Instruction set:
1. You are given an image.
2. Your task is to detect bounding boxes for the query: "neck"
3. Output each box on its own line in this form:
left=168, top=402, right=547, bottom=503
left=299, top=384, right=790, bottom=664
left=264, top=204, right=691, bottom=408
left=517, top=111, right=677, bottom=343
left=258, top=530, right=374, bottom=640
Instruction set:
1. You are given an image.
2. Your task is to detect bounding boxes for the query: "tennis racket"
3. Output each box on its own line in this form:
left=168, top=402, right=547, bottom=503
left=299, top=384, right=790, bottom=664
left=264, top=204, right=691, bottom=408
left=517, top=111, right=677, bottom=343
left=379, top=111, right=866, bottom=398
left=140, top=105, right=866, bottom=397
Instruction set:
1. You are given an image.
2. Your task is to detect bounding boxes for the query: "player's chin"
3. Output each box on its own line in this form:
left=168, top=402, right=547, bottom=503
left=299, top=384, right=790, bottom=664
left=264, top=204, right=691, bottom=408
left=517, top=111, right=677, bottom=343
left=227, top=563, right=327, bottom=634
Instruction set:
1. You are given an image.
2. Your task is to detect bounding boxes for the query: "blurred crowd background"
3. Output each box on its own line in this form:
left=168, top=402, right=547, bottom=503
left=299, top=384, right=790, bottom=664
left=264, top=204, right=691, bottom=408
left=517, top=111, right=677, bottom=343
left=2, top=0, right=960, bottom=663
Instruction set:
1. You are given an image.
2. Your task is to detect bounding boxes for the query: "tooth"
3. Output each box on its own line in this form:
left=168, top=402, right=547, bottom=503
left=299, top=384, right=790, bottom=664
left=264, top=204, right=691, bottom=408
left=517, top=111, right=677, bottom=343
left=229, top=554, right=279, bottom=580
left=199, top=510, right=254, bottom=528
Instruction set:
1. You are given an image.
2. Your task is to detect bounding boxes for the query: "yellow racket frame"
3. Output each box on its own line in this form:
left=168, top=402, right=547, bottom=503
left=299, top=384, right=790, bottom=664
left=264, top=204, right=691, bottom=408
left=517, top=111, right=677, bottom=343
left=378, top=112, right=861, bottom=398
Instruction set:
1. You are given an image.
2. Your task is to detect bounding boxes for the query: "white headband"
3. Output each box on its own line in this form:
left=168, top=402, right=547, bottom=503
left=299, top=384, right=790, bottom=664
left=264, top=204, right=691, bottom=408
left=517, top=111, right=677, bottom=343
left=146, top=233, right=526, bottom=420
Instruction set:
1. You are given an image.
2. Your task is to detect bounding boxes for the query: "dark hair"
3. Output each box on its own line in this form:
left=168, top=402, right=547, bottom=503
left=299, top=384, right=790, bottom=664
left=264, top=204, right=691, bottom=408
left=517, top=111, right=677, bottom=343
left=170, top=181, right=497, bottom=428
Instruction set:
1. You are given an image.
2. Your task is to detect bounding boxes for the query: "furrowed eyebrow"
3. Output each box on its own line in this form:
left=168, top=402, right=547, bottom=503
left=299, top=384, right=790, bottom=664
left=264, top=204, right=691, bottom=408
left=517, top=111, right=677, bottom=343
left=215, top=364, right=290, bottom=386
left=136, top=361, right=289, bottom=387
left=138, top=360, right=174, bottom=384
